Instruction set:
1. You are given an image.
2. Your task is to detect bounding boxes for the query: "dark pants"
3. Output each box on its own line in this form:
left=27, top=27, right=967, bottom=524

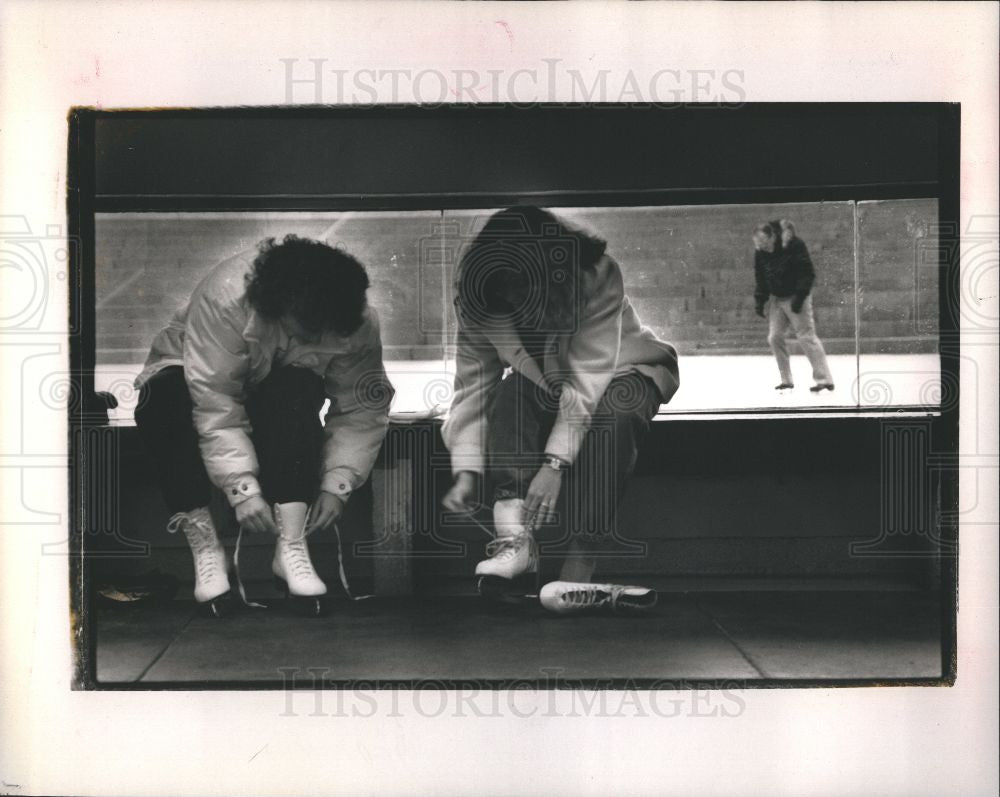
left=135, top=365, right=325, bottom=514
left=485, top=370, right=662, bottom=554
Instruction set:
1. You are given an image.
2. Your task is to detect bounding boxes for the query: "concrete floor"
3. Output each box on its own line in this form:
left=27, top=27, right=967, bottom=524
left=95, top=589, right=944, bottom=685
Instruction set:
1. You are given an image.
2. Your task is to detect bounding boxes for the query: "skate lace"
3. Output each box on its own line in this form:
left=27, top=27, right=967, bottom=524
left=167, top=511, right=220, bottom=582
left=268, top=505, right=373, bottom=602
left=485, top=533, right=530, bottom=562
left=280, top=536, right=317, bottom=579
left=333, top=522, right=372, bottom=601
left=273, top=503, right=318, bottom=581
left=561, top=584, right=619, bottom=610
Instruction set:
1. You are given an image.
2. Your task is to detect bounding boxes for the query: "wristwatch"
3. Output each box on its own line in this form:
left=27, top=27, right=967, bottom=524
left=544, top=454, right=569, bottom=472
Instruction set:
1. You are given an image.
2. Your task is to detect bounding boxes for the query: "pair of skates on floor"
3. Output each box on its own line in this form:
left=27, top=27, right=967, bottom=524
left=170, top=495, right=658, bottom=618
left=167, top=501, right=329, bottom=618
left=475, top=498, right=658, bottom=616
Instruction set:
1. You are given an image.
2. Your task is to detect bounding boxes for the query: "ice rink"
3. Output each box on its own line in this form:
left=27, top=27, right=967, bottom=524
left=96, top=352, right=940, bottom=424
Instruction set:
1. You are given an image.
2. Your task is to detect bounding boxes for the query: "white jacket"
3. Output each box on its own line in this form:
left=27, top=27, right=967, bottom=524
left=442, top=254, right=679, bottom=474
left=135, top=252, right=394, bottom=507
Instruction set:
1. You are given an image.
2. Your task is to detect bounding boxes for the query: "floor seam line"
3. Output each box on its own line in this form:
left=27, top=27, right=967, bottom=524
left=134, top=607, right=198, bottom=683
left=693, top=598, right=770, bottom=679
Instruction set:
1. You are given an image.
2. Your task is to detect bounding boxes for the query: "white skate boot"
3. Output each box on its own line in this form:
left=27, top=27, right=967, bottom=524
left=539, top=581, right=658, bottom=615
left=166, top=507, right=233, bottom=617
left=476, top=498, right=539, bottom=604
left=272, top=502, right=329, bottom=617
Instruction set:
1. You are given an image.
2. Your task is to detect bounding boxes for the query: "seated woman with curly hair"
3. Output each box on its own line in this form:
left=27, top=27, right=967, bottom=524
left=134, top=235, right=393, bottom=617
left=441, top=206, right=679, bottom=614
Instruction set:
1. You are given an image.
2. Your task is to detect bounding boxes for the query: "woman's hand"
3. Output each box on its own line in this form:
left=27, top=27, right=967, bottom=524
left=443, top=471, right=478, bottom=514
left=524, top=467, right=563, bottom=529
left=305, top=491, right=347, bottom=535
left=235, top=495, right=277, bottom=535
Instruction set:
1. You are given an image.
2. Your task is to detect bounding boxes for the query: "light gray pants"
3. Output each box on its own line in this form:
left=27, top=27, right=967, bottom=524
left=767, top=295, right=833, bottom=385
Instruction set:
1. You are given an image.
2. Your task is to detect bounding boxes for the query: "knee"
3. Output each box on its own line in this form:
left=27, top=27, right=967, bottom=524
left=767, top=331, right=783, bottom=348
left=585, top=410, right=641, bottom=457
left=612, top=411, right=645, bottom=457
left=490, top=372, right=551, bottom=424
left=134, top=368, right=188, bottom=426
left=496, top=371, right=533, bottom=401
left=133, top=384, right=152, bottom=427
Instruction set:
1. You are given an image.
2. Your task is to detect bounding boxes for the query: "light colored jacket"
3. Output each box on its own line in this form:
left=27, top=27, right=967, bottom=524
left=135, top=252, right=394, bottom=507
left=442, top=254, right=679, bottom=474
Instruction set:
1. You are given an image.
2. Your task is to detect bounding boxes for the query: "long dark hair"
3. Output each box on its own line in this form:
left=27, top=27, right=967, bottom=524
left=244, top=234, right=370, bottom=336
left=454, top=206, right=607, bottom=334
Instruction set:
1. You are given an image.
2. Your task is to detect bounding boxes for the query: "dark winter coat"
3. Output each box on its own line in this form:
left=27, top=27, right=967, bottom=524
left=753, top=222, right=816, bottom=310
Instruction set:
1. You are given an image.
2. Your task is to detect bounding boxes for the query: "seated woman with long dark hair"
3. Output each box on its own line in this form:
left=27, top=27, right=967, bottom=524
left=441, top=206, right=679, bottom=614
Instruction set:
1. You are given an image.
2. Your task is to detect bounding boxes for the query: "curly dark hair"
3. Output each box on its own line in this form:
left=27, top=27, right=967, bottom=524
left=454, top=206, right=607, bottom=334
left=244, top=235, right=370, bottom=336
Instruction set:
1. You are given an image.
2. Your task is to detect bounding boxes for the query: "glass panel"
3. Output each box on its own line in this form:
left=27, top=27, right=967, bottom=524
left=857, top=199, right=941, bottom=408
left=443, top=203, right=859, bottom=412
left=95, top=202, right=941, bottom=421
left=94, top=211, right=447, bottom=420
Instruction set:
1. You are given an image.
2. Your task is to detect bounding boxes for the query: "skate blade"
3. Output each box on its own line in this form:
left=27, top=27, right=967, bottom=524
left=273, top=577, right=330, bottom=618
left=197, top=590, right=236, bottom=619
left=477, top=575, right=539, bottom=606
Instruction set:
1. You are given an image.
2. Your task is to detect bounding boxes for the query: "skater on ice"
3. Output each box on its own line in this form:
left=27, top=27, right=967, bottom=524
left=133, top=235, right=393, bottom=617
left=441, top=206, right=679, bottom=614
left=752, top=219, right=835, bottom=393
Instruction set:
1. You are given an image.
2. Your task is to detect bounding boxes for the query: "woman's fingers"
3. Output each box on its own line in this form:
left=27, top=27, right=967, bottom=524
left=443, top=484, right=474, bottom=513
left=244, top=509, right=276, bottom=535
left=305, top=505, right=325, bottom=534
left=260, top=512, right=277, bottom=536
left=446, top=488, right=467, bottom=512
left=304, top=509, right=320, bottom=535
left=525, top=493, right=559, bottom=527
left=522, top=493, right=540, bottom=525
left=527, top=496, right=555, bottom=529
left=306, top=509, right=328, bottom=534
left=525, top=505, right=539, bottom=529
left=311, top=501, right=338, bottom=533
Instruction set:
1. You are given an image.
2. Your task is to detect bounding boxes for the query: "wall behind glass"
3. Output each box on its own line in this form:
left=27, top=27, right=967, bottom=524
left=857, top=198, right=941, bottom=407
left=556, top=203, right=857, bottom=357
left=441, top=203, right=860, bottom=410
left=96, top=201, right=941, bottom=415
left=95, top=211, right=445, bottom=365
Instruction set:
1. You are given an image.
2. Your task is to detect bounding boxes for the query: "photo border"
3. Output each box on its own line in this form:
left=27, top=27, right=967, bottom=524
left=68, top=102, right=961, bottom=691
